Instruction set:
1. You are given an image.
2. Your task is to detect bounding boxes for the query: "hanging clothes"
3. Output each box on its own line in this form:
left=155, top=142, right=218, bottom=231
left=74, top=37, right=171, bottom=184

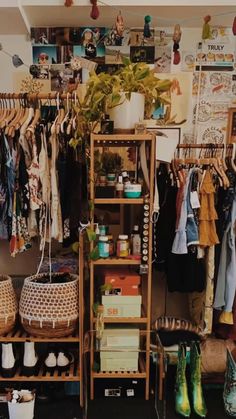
left=213, top=195, right=236, bottom=325
left=199, top=169, right=219, bottom=247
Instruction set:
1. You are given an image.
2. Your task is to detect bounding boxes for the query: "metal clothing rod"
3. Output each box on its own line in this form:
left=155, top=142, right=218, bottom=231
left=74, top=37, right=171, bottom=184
left=0, top=92, right=76, bottom=100
left=177, top=143, right=232, bottom=149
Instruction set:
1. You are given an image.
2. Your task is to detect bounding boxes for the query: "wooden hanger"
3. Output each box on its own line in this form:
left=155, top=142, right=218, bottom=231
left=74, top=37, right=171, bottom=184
left=0, top=95, right=16, bottom=129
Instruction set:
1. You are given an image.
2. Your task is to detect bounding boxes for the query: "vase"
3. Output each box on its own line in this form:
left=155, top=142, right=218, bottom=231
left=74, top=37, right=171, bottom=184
left=108, top=92, right=145, bottom=130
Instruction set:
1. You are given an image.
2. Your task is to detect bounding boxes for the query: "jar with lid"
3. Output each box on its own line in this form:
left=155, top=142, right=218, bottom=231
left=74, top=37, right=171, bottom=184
left=98, top=236, right=109, bottom=258
left=116, top=234, right=130, bottom=258
left=131, top=225, right=141, bottom=256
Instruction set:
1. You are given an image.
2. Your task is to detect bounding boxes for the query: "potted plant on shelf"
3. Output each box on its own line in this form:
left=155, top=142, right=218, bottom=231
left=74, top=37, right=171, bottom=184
left=101, top=151, right=123, bottom=184
left=71, top=58, right=172, bottom=147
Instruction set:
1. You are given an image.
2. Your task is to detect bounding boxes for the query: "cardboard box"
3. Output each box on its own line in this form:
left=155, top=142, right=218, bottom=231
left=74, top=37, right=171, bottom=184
left=104, top=270, right=141, bottom=296
left=100, top=351, right=139, bottom=372
left=102, top=295, right=142, bottom=317
left=101, top=328, right=140, bottom=348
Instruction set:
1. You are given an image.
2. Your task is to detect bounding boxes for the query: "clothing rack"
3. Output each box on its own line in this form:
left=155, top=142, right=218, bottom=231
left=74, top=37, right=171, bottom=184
left=0, top=92, right=76, bottom=100
left=177, top=143, right=232, bottom=149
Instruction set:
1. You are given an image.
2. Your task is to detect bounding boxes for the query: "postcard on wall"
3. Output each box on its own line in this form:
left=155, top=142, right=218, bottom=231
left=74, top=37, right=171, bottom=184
left=130, top=28, right=155, bottom=46
left=73, top=45, right=105, bottom=64
left=105, top=46, right=130, bottom=65
left=50, top=64, right=82, bottom=93
left=197, top=123, right=227, bottom=144
left=196, top=40, right=234, bottom=72
left=130, top=46, right=155, bottom=64
left=193, top=98, right=230, bottom=125
left=154, top=45, right=172, bottom=73
left=192, top=71, right=233, bottom=97
left=80, top=27, right=107, bottom=47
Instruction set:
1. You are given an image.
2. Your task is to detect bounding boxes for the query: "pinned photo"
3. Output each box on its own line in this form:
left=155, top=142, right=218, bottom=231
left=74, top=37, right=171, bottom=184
left=130, top=46, right=155, bottom=64
left=33, top=46, right=59, bottom=64
left=130, top=28, right=154, bottom=46
left=50, top=64, right=81, bottom=93
left=105, top=46, right=130, bottom=64
left=54, top=27, right=81, bottom=45
left=154, top=46, right=172, bottom=73
left=105, top=28, right=130, bottom=47
left=31, top=28, right=55, bottom=45
left=73, top=45, right=105, bottom=64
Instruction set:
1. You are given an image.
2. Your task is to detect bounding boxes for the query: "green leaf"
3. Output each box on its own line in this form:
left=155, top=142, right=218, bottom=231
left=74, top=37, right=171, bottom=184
left=122, top=56, right=131, bottom=66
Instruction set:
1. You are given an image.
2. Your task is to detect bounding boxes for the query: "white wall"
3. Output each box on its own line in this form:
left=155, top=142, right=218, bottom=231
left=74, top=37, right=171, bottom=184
left=0, top=34, right=31, bottom=92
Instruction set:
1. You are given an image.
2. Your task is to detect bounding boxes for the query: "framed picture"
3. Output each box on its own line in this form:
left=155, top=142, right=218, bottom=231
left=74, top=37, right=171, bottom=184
left=226, top=107, right=236, bottom=143
left=146, top=126, right=181, bottom=162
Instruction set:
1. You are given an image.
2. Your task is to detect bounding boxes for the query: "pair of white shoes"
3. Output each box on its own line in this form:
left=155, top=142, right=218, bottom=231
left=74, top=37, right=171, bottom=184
left=45, top=350, right=72, bottom=371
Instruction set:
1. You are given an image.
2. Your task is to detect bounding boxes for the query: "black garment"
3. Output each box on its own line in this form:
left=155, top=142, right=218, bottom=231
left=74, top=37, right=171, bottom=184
left=153, top=164, right=177, bottom=271
left=166, top=247, right=206, bottom=293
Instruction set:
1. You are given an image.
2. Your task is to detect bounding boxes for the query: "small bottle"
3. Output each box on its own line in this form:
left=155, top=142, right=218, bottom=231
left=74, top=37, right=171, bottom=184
left=115, top=175, right=124, bottom=198
left=131, top=225, right=141, bottom=256
left=101, top=114, right=114, bottom=134
left=116, top=234, right=130, bottom=257
left=122, top=171, right=131, bottom=185
left=98, top=236, right=109, bottom=258
left=107, top=234, right=114, bottom=256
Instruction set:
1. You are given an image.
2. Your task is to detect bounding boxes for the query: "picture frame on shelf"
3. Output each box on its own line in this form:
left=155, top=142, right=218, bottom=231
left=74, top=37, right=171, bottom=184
left=145, top=126, right=181, bottom=163
left=226, top=107, right=236, bottom=143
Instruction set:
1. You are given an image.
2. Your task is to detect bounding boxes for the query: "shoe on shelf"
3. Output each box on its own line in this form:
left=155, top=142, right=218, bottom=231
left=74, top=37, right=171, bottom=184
left=22, top=342, right=38, bottom=377
left=57, top=351, right=74, bottom=372
left=45, top=351, right=57, bottom=372
left=1, top=343, right=16, bottom=378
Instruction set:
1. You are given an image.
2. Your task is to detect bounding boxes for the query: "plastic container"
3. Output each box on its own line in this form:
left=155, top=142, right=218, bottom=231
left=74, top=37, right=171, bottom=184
left=124, top=183, right=142, bottom=198
left=8, top=395, right=35, bottom=419
left=98, top=236, right=109, bottom=258
left=116, top=235, right=130, bottom=258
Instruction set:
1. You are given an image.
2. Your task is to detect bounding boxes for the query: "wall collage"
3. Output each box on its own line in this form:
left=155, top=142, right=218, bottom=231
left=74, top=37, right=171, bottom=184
left=14, top=24, right=236, bottom=145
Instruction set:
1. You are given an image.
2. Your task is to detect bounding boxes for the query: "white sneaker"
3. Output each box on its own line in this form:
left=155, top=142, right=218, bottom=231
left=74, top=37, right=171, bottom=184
left=45, top=352, right=57, bottom=370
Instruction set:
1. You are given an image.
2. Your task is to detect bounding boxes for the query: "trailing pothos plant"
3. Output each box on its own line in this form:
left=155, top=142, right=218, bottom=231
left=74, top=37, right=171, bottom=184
left=70, top=57, right=172, bottom=149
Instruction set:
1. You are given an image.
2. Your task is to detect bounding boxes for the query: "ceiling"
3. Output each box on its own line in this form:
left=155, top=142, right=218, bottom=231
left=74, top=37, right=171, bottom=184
left=0, top=4, right=236, bottom=34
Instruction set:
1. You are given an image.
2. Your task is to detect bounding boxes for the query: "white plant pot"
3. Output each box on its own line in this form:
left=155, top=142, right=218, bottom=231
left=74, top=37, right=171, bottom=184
left=108, top=92, right=145, bottom=130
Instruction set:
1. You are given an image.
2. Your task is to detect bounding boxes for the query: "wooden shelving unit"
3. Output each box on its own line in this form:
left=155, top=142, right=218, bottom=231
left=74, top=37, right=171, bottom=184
left=0, top=232, right=85, bottom=406
left=89, top=133, right=155, bottom=400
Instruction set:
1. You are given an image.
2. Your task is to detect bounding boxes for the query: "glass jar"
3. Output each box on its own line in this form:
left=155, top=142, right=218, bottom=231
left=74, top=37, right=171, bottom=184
left=98, top=236, right=109, bottom=258
left=116, top=234, right=130, bottom=258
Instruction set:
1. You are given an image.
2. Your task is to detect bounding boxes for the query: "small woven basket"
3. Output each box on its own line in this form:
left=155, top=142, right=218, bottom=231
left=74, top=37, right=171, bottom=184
left=0, top=275, right=18, bottom=335
left=19, top=272, right=79, bottom=338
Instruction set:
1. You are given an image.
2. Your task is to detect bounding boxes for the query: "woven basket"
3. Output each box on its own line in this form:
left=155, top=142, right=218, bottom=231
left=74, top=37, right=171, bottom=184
left=0, top=275, right=18, bottom=335
left=19, top=272, right=79, bottom=338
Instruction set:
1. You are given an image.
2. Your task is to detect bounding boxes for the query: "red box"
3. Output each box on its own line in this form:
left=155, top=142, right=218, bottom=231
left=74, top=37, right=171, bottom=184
left=104, top=270, right=140, bottom=296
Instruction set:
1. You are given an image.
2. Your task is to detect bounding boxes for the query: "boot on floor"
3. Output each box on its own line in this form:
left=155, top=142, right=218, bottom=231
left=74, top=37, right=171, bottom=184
left=1, top=343, right=16, bottom=378
left=223, top=348, right=236, bottom=416
left=22, top=342, right=38, bottom=376
left=175, top=342, right=191, bottom=417
left=190, top=341, right=207, bottom=418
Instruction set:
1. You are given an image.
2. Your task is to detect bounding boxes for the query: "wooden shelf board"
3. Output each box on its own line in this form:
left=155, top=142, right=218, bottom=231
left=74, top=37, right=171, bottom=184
left=0, top=328, right=80, bottom=343
left=93, top=371, right=146, bottom=378
left=94, top=198, right=146, bottom=204
left=91, top=258, right=141, bottom=265
left=93, top=357, right=146, bottom=379
left=93, top=317, right=148, bottom=324
left=93, top=134, right=153, bottom=142
left=0, top=363, right=80, bottom=382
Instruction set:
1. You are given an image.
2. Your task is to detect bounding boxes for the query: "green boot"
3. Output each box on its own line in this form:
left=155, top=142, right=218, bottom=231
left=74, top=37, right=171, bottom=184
left=190, top=341, right=207, bottom=418
left=175, top=342, right=191, bottom=417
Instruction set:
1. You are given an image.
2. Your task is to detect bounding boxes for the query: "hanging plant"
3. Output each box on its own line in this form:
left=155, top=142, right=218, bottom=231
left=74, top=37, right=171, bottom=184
left=64, top=0, right=73, bottom=6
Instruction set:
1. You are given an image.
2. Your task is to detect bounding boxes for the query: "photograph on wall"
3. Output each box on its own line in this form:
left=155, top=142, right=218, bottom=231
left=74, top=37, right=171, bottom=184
left=154, top=45, right=172, bottom=73
left=130, top=28, right=154, bottom=46
left=130, top=46, right=155, bottom=64
left=74, top=45, right=105, bottom=63
left=182, top=51, right=196, bottom=72
left=80, top=27, right=107, bottom=47
left=96, top=64, right=123, bottom=75
left=54, top=27, right=81, bottom=45
left=50, top=64, right=81, bottom=92
left=104, top=28, right=130, bottom=47
left=31, top=28, right=56, bottom=45
left=105, top=46, right=130, bottom=64
left=154, top=29, right=172, bottom=47
left=31, top=65, right=50, bottom=80
left=58, top=46, right=74, bottom=63
left=32, top=46, right=59, bottom=64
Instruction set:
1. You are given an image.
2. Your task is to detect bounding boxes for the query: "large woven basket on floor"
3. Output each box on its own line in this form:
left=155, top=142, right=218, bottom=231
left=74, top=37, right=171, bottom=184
left=19, top=272, right=79, bottom=338
left=0, top=275, right=18, bottom=335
